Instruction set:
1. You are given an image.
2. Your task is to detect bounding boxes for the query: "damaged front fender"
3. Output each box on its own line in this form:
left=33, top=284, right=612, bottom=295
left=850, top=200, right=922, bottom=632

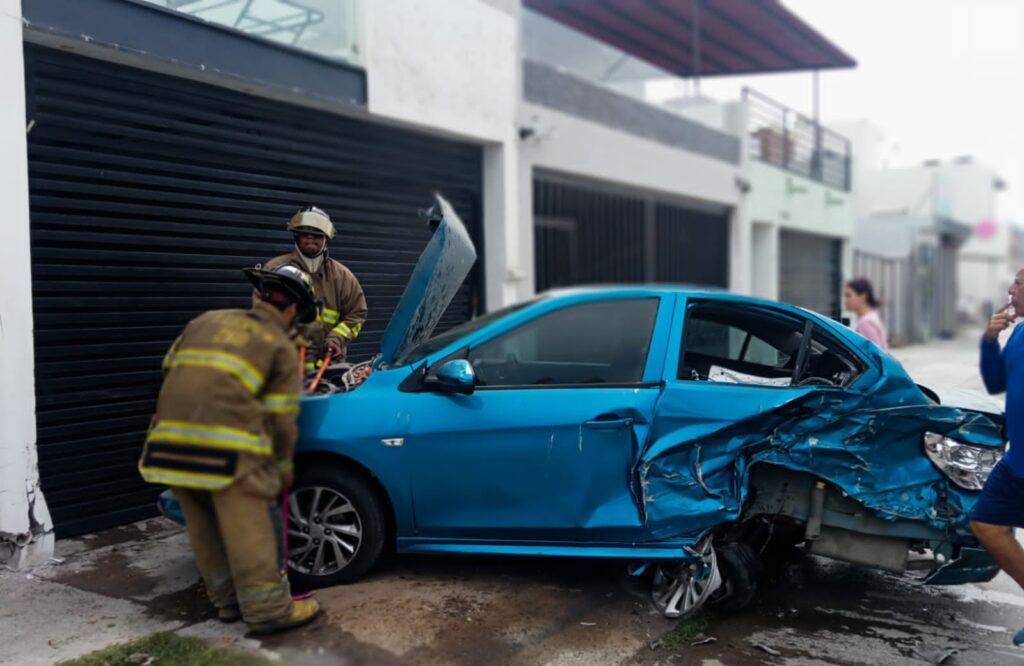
left=637, top=362, right=1005, bottom=553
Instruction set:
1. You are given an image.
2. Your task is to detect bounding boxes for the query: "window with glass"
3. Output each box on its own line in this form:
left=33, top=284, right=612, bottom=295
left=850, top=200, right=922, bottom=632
left=136, top=0, right=358, bottom=63
left=468, top=298, right=660, bottom=387
left=679, top=301, right=863, bottom=388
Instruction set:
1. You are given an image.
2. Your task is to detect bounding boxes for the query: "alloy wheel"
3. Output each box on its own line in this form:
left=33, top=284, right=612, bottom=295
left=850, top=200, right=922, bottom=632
left=651, top=538, right=722, bottom=619
left=288, top=485, right=363, bottom=577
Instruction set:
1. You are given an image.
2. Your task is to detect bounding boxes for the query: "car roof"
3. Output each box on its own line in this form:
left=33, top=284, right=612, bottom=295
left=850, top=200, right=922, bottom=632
left=539, top=284, right=810, bottom=312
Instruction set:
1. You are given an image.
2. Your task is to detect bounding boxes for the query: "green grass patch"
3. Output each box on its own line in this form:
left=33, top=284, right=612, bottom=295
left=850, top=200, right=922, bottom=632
left=56, top=631, right=283, bottom=666
left=656, top=610, right=717, bottom=652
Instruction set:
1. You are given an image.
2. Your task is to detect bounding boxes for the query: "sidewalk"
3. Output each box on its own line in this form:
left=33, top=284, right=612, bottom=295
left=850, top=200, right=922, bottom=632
left=0, top=519, right=273, bottom=665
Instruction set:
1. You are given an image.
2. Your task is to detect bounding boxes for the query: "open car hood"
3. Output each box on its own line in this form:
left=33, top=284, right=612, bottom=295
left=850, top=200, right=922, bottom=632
left=376, top=193, right=477, bottom=369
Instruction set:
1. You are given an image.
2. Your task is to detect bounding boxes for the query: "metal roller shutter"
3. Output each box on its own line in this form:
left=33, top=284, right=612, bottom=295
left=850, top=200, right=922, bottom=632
left=24, top=46, right=483, bottom=537
left=779, top=230, right=842, bottom=319
left=533, top=177, right=729, bottom=291
left=654, top=204, right=729, bottom=286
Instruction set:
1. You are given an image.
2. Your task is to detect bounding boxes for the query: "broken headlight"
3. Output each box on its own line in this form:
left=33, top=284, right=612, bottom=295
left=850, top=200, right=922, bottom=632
left=923, top=432, right=1004, bottom=490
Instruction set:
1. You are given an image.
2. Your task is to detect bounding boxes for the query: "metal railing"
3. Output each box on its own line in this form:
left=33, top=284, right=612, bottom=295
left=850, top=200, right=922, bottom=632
left=744, top=87, right=851, bottom=191
left=136, top=0, right=358, bottom=62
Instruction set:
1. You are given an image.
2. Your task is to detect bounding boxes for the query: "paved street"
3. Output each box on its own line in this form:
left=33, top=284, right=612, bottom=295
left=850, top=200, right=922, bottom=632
left=5, top=330, right=1024, bottom=666
left=890, top=332, right=988, bottom=394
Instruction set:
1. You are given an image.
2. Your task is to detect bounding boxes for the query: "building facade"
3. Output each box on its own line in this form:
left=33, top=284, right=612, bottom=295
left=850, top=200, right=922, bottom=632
left=0, top=0, right=853, bottom=564
left=839, top=120, right=1009, bottom=343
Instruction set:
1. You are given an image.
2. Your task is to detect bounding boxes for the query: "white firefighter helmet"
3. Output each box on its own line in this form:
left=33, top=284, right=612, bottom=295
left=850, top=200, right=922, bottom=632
left=287, top=206, right=336, bottom=240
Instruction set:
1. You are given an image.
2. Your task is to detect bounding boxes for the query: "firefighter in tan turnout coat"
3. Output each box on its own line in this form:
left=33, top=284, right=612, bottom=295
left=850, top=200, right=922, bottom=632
left=264, top=206, right=367, bottom=370
left=139, top=265, right=321, bottom=635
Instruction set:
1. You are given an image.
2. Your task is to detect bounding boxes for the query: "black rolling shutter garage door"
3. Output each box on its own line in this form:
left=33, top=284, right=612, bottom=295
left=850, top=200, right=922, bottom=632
left=25, top=46, right=483, bottom=537
left=534, top=177, right=729, bottom=292
left=779, top=230, right=842, bottom=319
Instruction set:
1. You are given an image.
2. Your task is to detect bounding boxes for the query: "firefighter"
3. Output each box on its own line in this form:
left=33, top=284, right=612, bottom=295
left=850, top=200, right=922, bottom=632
left=264, top=206, right=367, bottom=371
left=139, top=265, right=321, bottom=635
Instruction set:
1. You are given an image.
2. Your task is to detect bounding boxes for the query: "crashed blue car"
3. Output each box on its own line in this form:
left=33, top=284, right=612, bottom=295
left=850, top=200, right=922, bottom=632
left=162, top=194, right=1006, bottom=619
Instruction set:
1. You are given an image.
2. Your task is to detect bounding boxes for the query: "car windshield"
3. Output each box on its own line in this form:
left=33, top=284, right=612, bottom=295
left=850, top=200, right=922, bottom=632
left=398, top=297, right=544, bottom=366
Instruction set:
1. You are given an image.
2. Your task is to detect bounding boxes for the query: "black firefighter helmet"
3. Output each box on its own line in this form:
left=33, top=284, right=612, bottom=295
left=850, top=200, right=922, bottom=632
left=243, top=264, right=321, bottom=324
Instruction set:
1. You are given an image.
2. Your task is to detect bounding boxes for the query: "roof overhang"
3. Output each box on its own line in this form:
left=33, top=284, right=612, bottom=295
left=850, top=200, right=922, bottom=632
left=524, top=0, right=856, bottom=77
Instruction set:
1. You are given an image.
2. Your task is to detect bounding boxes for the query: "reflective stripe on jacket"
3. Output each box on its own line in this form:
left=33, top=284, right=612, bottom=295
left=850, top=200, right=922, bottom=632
left=138, top=302, right=301, bottom=491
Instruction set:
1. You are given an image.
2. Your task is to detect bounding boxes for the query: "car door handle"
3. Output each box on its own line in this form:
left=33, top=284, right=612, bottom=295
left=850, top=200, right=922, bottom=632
left=583, top=417, right=634, bottom=430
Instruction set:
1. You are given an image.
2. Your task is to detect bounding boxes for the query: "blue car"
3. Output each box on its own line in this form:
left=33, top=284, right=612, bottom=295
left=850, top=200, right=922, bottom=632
left=163, top=194, right=1006, bottom=619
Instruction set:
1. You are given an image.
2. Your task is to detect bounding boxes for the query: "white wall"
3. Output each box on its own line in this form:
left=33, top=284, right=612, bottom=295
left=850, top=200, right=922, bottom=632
left=0, top=0, right=54, bottom=568
left=859, top=162, right=1002, bottom=226
left=520, top=103, right=742, bottom=205
left=518, top=101, right=745, bottom=294
left=856, top=159, right=1007, bottom=320
left=748, top=162, right=856, bottom=240
left=360, top=0, right=522, bottom=309
left=830, top=119, right=887, bottom=221
left=361, top=0, right=518, bottom=143
left=859, top=167, right=935, bottom=218
left=661, top=96, right=729, bottom=132
left=747, top=160, right=855, bottom=307
left=943, top=164, right=1000, bottom=227
left=947, top=163, right=1007, bottom=315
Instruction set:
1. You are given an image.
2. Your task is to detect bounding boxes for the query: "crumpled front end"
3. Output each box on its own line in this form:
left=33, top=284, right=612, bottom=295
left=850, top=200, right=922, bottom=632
left=636, top=376, right=1005, bottom=582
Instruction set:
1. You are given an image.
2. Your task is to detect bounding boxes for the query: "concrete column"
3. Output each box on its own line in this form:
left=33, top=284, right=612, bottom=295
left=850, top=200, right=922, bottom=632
left=515, top=145, right=535, bottom=303
left=483, top=139, right=525, bottom=310
left=482, top=0, right=527, bottom=310
left=0, top=0, right=54, bottom=568
left=840, top=236, right=854, bottom=295
left=724, top=101, right=752, bottom=294
left=752, top=221, right=780, bottom=300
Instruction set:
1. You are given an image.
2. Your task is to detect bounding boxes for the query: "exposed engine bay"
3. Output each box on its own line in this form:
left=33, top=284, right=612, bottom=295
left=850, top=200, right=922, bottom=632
left=306, top=360, right=374, bottom=395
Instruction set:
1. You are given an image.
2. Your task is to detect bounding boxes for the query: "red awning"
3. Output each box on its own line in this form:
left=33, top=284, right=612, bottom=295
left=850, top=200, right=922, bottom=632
left=524, top=0, right=856, bottom=77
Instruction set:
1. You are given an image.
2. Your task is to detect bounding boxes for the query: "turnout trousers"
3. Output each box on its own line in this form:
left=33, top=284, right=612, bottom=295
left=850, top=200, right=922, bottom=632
left=174, top=464, right=293, bottom=624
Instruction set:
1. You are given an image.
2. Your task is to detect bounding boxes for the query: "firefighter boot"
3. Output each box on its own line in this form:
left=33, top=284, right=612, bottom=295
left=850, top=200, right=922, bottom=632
left=247, top=597, right=321, bottom=635
left=218, top=605, right=242, bottom=623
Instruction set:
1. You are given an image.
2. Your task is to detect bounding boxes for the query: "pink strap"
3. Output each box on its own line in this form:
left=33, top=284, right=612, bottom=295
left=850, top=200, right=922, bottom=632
left=281, top=489, right=314, bottom=600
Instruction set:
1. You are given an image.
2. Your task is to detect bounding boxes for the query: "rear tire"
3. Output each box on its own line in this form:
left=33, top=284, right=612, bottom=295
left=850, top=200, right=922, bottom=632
left=286, top=465, right=387, bottom=590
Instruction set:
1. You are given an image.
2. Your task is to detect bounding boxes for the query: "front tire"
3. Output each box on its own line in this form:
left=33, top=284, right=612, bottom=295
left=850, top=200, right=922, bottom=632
left=711, top=541, right=761, bottom=611
left=286, top=465, right=387, bottom=590
left=651, top=538, right=722, bottom=619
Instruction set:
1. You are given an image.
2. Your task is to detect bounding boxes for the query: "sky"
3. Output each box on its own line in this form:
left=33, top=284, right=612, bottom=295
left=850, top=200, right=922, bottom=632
left=689, top=0, right=1024, bottom=223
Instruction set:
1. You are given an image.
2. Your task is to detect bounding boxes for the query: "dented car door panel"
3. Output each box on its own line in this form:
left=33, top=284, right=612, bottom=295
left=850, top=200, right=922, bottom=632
left=402, top=387, right=660, bottom=542
left=400, top=294, right=675, bottom=544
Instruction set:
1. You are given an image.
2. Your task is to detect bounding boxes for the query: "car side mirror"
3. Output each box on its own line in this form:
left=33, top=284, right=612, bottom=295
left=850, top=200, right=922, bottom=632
left=427, top=359, right=476, bottom=395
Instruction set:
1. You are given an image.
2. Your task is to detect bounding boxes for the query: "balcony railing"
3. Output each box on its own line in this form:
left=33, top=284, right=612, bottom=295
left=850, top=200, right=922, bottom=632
left=135, top=0, right=358, bottom=64
left=744, top=87, right=851, bottom=191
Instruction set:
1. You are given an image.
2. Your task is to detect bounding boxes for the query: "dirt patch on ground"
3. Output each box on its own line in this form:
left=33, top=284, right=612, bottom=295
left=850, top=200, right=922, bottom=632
left=52, top=550, right=159, bottom=601
left=299, top=554, right=662, bottom=665
left=142, top=581, right=218, bottom=625
left=262, top=618, right=406, bottom=666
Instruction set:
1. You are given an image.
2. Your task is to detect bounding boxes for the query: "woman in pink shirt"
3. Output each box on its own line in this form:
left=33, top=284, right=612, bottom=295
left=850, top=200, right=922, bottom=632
left=844, top=277, right=888, bottom=350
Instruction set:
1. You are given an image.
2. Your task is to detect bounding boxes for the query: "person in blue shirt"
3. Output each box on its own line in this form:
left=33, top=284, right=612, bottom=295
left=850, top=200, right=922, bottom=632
left=970, top=268, right=1023, bottom=645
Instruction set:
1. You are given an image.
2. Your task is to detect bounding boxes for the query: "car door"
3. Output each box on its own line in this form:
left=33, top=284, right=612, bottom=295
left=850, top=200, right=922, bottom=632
left=640, top=296, right=866, bottom=539
left=402, top=295, right=673, bottom=543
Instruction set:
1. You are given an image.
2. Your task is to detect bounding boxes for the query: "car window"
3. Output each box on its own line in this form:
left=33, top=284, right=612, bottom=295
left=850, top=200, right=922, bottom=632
left=744, top=335, right=791, bottom=367
left=400, top=298, right=542, bottom=365
left=685, top=318, right=790, bottom=368
left=679, top=301, right=861, bottom=388
left=469, top=298, right=659, bottom=387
